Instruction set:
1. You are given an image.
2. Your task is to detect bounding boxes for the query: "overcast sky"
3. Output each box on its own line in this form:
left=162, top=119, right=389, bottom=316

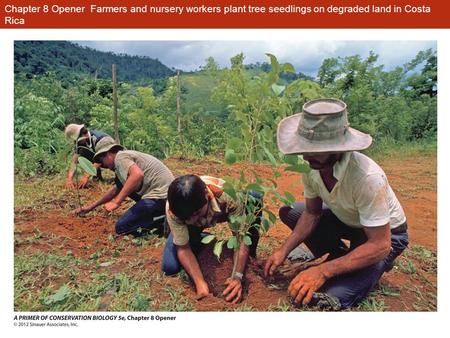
left=76, top=40, right=436, bottom=76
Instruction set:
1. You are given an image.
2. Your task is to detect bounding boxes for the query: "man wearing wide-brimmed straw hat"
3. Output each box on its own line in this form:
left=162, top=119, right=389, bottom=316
left=64, top=123, right=112, bottom=189
left=74, top=137, right=174, bottom=236
left=265, top=98, right=409, bottom=310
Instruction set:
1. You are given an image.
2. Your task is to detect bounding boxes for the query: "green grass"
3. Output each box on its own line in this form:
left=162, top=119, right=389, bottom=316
left=357, top=296, right=388, bottom=311
left=365, top=138, right=436, bottom=161
left=14, top=252, right=91, bottom=311
left=267, top=299, right=292, bottom=311
left=14, top=250, right=193, bottom=311
left=181, top=72, right=223, bottom=114
left=14, top=227, right=44, bottom=246
left=404, top=285, right=437, bottom=311
left=158, top=285, right=194, bottom=311
left=355, top=282, right=403, bottom=311
left=404, top=245, right=437, bottom=273
left=397, top=259, right=418, bottom=274
left=14, top=172, right=114, bottom=211
left=231, top=304, right=257, bottom=311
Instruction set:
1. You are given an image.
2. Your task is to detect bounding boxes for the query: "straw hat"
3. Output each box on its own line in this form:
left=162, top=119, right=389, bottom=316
left=92, top=137, right=123, bottom=162
left=277, top=98, right=372, bottom=154
left=64, top=124, right=84, bottom=142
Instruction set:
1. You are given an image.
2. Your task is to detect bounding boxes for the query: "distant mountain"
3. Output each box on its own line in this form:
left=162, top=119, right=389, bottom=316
left=14, top=41, right=175, bottom=85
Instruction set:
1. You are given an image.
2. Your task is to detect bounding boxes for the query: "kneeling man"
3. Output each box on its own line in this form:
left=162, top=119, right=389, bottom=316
left=265, top=98, right=408, bottom=310
left=75, top=138, right=174, bottom=236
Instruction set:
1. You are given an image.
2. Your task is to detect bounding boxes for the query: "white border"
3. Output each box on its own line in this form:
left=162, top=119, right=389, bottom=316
left=1, top=29, right=447, bottom=338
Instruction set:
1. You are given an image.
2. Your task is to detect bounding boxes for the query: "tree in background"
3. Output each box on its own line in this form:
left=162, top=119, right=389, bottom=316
left=13, top=48, right=437, bottom=177
left=212, top=53, right=322, bottom=162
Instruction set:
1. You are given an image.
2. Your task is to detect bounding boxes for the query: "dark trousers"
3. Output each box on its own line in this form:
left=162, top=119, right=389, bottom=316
left=279, top=202, right=409, bottom=309
left=115, top=198, right=166, bottom=236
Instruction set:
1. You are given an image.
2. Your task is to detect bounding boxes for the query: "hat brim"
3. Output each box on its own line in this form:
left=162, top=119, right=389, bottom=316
left=277, top=113, right=372, bottom=155
left=93, top=144, right=124, bottom=162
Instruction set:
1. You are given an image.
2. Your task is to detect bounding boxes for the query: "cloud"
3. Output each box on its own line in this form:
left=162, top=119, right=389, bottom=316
left=75, top=40, right=436, bottom=76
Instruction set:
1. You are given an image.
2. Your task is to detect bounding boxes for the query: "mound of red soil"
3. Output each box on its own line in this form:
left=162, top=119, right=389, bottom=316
left=193, top=244, right=289, bottom=310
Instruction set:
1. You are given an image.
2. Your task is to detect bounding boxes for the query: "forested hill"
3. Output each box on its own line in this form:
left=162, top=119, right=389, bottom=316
left=14, top=41, right=175, bottom=85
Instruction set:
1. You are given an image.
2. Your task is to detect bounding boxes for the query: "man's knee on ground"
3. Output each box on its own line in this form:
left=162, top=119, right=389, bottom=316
left=279, top=205, right=288, bottom=221
left=161, top=261, right=181, bottom=276
left=279, top=205, right=294, bottom=226
left=115, top=219, right=127, bottom=235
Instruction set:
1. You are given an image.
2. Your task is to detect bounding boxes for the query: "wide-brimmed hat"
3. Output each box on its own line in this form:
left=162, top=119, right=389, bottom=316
left=64, top=124, right=84, bottom=142
left=277, top=98, right=372, bottom=154
left=92, top=137, right=123, bottom=162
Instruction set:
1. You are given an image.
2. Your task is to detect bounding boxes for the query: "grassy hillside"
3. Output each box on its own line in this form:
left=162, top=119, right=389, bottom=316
left=14, top=41, right=175, bottom=86
left=181, top=71, right=224, bottom=116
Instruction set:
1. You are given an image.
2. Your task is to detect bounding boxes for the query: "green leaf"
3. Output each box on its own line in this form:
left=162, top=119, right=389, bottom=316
left=283, top=63, right=296, bottom=74
left=262, top=218, right=270, bottom=232
left=234, top=110, right=246, bottom=123
left=44, top=284, right=70, bottom=305
left=226, top=137, right=242, bottom=151
left=283, top=154, right=299, bottom=165
left=223, top=182, right=237, bottom=201
left=213, top=240, right=224, bottom=260
left=224, top=149, right=237, bottom=165
left=223, top=175, right=237, bottom=185
left=285, top=163, right=311, bottom=173
left=74, top=166, right=83, bottom=176
left=245, top=183, right=264, bottom=193
left=266, top=209, right=277, bottom=224
left=243, top=235, right=252, bottom=246
left=284, top=191, right=296, bottom=204
left=78, top=156, right=97, bottom=176
left=239, top=170, right=246, bottom=184
left=201, top=234, right=215, bottom=244
left=227, top=236, right=238, bottom=250
left=266, top=53, right=280, bottom=75
left=228, top=221, right=240, bottom=232
left=271, top=83, right=286, bottom=96
left=230, top=214, right=246, bottom=226
left=262, top=146, right=278, bottom=166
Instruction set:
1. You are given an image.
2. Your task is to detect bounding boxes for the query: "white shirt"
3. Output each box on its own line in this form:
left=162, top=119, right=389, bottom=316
left=302, top=151, right=406, bottom=229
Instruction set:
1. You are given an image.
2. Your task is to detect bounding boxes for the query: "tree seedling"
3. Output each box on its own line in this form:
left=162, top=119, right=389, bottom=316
left=202, top=140, right=311, bottom=281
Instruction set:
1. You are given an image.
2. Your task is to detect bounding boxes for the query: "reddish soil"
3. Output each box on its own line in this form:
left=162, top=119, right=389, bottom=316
left=14, top=154, right=437, bottom=311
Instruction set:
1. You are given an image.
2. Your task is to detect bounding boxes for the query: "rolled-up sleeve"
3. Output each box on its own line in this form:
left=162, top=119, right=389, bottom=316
left=302, top=173, right=319, bottom=199
left=115, top=153, right=135, bottom=182
left=165, top=202, right=189, bottom=246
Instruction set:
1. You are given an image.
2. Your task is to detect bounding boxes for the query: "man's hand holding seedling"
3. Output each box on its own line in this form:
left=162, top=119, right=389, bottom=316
left=223, top=277, right=243, bottom=304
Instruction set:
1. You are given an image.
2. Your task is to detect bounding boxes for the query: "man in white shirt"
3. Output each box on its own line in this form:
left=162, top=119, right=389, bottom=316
left=265, top=98, right=408, bottom=310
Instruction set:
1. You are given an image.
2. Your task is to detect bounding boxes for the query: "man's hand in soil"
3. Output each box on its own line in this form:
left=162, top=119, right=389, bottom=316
left=66, top=179, right=76, bottom=190
left=288, top=265, right=327, bottom=305
left=104, top=200, right=120, bottom=212
left=223, top=277, right=243, bottom=304
left=74, top=205, right=94, bottom=215
left=195, top=281, right=211, bottom=301
left=264, top=249, right=287, bottom=277
left=77, top=174, right=90, bottom=189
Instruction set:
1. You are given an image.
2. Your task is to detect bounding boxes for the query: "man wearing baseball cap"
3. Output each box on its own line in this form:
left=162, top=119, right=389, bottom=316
left=64, top=123, right=112, bottom=189
left=264, top=98, right=408, bottom=310
left=74, top=137, right=174, bottom=236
